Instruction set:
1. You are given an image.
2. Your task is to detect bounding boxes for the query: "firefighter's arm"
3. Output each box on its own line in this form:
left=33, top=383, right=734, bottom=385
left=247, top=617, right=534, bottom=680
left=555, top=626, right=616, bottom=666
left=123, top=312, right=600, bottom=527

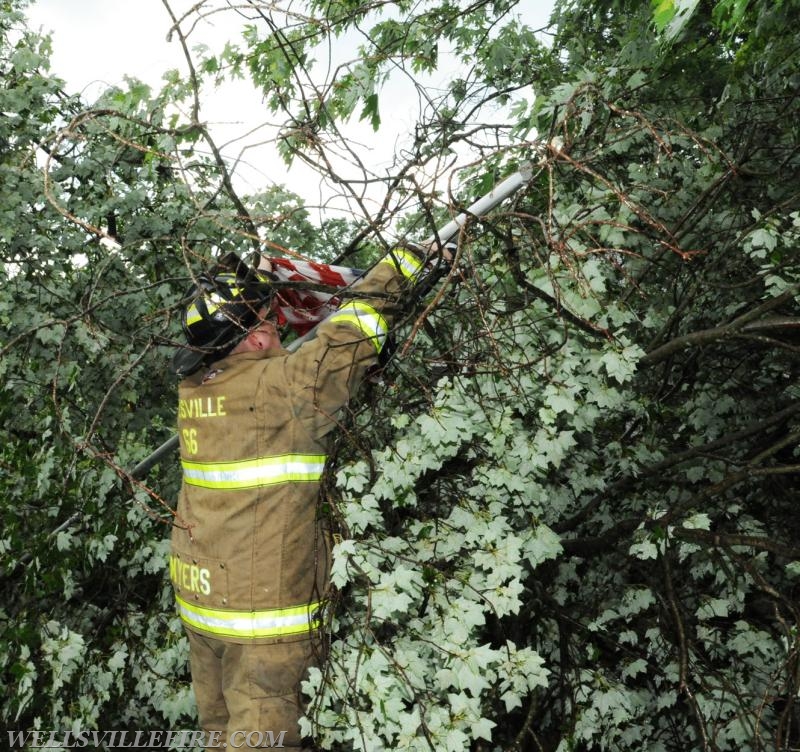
left=281, top=246, right=439, bottom=430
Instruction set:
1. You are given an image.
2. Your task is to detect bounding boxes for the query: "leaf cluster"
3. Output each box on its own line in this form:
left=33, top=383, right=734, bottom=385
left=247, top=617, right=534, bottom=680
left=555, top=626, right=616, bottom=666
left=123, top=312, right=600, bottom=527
left=3, top=1, right=800, bottom=750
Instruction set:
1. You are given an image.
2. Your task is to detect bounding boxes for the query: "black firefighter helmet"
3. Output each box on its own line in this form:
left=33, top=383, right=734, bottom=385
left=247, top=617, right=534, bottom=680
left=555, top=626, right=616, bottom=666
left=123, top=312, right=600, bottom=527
left=171, top=252, right=274, bottom=377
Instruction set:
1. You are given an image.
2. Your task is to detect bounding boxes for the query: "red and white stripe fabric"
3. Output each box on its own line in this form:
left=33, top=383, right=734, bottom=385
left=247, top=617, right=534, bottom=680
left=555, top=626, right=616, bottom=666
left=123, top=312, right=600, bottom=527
left=265, top=257, right=364, bottom=336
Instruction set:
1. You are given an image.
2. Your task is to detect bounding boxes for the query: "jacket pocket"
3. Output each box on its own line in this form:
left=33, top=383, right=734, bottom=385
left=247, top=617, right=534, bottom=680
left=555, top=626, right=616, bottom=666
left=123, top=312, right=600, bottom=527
left=169, top=550, right=230, bottom=608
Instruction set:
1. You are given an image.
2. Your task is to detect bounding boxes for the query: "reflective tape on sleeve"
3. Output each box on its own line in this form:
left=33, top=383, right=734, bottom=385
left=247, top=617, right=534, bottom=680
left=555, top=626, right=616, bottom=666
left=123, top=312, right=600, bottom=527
left=329, top=301, right=388, bottom=353
left=176, top=596, right=321, bottom=639
left=182, top=453, right=326, bottom=490
left=379, top=248, right=424, bottom=279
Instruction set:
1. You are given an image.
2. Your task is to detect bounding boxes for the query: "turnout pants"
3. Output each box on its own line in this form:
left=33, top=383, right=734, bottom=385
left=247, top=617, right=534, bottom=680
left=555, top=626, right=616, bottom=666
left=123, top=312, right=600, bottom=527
left=186, top=629, right=317, bottom=750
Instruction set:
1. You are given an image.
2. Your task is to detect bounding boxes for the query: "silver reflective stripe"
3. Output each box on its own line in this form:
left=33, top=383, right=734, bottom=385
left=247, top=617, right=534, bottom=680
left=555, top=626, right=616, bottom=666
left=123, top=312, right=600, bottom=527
left=329, top=301, right=388, bottom=352
left=182, top=453, right=326, bottom=489
left=176, top=596, right=321, bottom=638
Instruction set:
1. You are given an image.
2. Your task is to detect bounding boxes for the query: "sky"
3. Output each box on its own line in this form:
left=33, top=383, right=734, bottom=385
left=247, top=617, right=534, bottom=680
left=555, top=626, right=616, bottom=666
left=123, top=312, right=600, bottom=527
left=26, top=0, right=295, bottom=196
left=24, top=0, right=555, bottom=222
left=26, top=0, right=187, bottom=92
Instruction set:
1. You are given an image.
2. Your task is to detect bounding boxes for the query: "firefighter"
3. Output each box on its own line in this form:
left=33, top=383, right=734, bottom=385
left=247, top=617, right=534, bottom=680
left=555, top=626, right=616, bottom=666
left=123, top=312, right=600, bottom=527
left=169, top=246, right=440, bottom=750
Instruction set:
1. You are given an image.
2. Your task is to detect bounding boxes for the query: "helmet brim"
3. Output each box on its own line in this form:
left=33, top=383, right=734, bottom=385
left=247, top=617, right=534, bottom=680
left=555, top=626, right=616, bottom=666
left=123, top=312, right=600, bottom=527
left=171, top=347, right=207, bottom=378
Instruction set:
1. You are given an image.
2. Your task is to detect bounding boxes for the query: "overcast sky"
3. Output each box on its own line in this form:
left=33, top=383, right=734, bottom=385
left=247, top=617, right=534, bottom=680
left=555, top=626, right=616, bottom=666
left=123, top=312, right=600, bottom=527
left=25, top=0, right=555, bottom=218
left=26, top=0, right=285, bottom=194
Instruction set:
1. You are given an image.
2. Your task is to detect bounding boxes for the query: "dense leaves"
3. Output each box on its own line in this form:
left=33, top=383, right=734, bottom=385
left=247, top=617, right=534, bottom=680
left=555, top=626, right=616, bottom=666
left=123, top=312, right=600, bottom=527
left=0, top=0, right=348, bottom=736
left=1, top=2, right=211, bottom=732
left=2, top=0, right=799, bottom=750
left=301, top=1, right=800, bottom=750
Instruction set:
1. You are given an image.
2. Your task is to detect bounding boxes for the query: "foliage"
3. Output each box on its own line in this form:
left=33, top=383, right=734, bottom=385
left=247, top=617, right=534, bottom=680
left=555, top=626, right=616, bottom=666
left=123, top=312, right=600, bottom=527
left=0, top=0, right=352, bottom=741
left=299, top=1, right=800, bottom=750
left=1, top=1, right=210, bottom=736
left=2, top=0, right=800, bottom=750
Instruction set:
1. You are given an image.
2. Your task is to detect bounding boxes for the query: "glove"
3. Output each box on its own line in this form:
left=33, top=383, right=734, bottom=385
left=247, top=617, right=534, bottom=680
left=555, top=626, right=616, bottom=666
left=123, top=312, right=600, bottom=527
left=402, top=239, right=456, bottom=267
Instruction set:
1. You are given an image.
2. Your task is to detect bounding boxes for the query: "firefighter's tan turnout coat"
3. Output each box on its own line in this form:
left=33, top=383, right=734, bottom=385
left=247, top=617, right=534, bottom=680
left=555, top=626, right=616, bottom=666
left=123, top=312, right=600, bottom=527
left=170, top=250, right=424, bottom=644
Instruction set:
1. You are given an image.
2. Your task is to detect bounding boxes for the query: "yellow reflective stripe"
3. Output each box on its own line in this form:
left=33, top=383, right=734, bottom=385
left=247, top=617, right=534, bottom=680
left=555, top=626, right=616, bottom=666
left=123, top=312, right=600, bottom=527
left=329, top=301, right=388, bottom=353
left=182, top=453, right=326, bottom=489
left=185, top=300, right=209, bottom=327
left=176, top=596, right=321, bottom=639
left=185, top=284, right=243, bottom=326
left=379, top=248, right=424, bottom=279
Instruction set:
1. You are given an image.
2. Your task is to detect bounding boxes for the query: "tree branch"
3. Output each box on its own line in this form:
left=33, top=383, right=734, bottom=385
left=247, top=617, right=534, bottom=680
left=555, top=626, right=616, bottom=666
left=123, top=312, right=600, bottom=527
left=640, top=287, right=799, bottom=366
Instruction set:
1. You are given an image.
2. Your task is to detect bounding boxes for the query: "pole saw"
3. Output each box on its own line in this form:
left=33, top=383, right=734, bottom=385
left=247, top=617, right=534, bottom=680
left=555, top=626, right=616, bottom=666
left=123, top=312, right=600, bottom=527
left=130, top=163, right=533, bottom=481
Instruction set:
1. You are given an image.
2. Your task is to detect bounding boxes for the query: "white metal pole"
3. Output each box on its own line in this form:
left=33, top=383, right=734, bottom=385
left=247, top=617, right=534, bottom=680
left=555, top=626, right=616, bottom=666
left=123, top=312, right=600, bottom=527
left=425, top=163, right=533, bottom=245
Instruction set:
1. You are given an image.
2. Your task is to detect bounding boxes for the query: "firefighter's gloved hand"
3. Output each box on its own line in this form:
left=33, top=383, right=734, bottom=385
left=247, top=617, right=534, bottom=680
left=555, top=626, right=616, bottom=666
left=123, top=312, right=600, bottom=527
left=428, top=240, right=456, bottom=264
left=405, top=239, right=456, bottom=266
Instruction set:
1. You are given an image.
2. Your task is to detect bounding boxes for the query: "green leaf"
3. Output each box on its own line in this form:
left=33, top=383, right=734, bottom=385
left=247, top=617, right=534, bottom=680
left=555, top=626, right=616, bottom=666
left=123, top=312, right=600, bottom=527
left=652, top=0, right=677, bottom=32
left=359, top=93, right=381, bottom=130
